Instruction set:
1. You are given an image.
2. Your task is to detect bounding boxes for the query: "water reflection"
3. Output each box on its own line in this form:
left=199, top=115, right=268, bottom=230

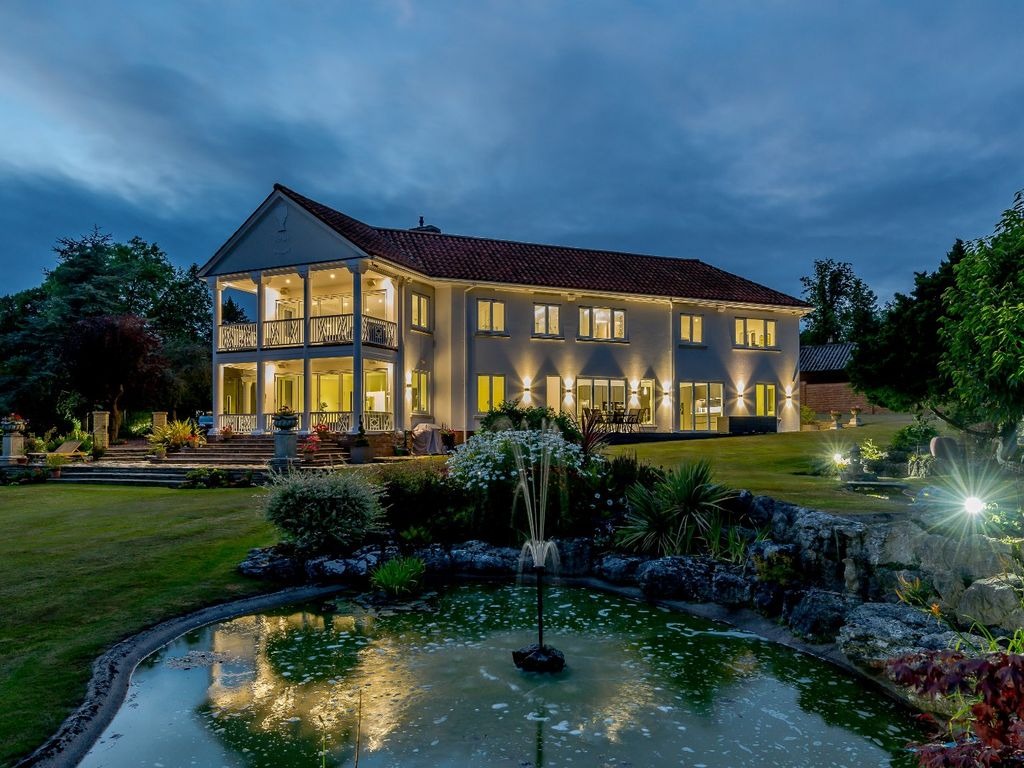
left=81, top=585, right=922, bottom=767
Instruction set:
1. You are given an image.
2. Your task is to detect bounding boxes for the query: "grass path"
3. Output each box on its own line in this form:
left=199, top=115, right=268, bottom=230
left=614, top=416, right=923, bottom=514
left=0, top=485, right=276, bottom=767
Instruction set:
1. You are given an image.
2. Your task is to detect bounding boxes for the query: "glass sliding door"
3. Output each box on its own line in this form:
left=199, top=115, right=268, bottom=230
left=679, top=381, right=724, bottom=431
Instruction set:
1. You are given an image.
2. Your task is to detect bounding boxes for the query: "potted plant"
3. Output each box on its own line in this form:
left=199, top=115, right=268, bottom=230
left=349, top=418, right=372, bottom=464
left=46, top=453, right=69, bottom=478
left=439, top=424, right=456, bottom=452
left=1, top=413, right=27, bottom=434
left=150, top=446, right=167, bottom=461
left=272, top=406, right=299, bottom=432
left=300, top=432, right=321, bottom=460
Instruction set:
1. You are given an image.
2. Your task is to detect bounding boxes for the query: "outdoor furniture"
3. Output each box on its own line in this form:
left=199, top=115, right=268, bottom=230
left=48, top=440, right=87, bottom=462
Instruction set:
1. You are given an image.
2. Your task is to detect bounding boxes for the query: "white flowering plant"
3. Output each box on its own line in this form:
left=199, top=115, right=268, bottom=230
left=446, top=429, right=584, bottom=495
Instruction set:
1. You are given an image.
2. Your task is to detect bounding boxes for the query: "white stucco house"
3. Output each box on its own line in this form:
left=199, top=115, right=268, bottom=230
left=197, top=184, right=810, bottom=437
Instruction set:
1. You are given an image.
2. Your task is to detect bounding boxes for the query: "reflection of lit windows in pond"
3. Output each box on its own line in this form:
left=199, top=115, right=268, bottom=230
left=679, top=382, right=724, bottom=431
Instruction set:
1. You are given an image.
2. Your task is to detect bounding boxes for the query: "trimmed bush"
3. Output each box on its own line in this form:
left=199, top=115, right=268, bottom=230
left=478, top=400, right=583, bottom=443
left=262, top=471, right=384, bottom=554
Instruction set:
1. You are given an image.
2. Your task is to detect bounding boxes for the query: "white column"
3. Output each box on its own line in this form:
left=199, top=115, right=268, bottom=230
left=253, top=271, right=265, bottom=350
left=349, top=262, right=366, bottom=433
left=209, top=277, right=222, bottom=434
left=255, top=359, right=266, bottom=434
left=301, top=267, right=312, bottom=434
left=395, top=277, right=407, bottom=431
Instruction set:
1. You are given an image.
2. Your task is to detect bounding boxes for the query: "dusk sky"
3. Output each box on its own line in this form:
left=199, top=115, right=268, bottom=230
left=1, top=1, right=1021, bottom=302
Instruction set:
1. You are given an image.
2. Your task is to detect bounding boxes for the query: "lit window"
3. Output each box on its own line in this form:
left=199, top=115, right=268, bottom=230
left=477, top=299, right=506, bottom=333
left=411, top=370, right=430, bottom=413
left=680, top=314, right=703, bottom=344
left=578, top=306, right=626, bottom=340
left=477, top=374, right=506, bottom=413
left=678, top=381, right=725, bottom=431
left=533, top=304, right=560, bottom=336
left=755, top=383, right=776, bottom=417
left=734, top=317, right=777, bottom=348
left=411, top=293, right=430, bottom=331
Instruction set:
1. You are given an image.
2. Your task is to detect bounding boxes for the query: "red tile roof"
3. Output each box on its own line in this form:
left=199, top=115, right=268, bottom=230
left=274, top=184, right=809, bottom=309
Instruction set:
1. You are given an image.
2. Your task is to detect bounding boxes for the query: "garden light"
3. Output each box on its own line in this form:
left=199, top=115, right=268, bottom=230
left=964, top=496, right=985, bottom=516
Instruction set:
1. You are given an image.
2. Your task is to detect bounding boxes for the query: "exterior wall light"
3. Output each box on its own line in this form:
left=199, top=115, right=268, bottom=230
left=523, top=378, right=532, bottom=393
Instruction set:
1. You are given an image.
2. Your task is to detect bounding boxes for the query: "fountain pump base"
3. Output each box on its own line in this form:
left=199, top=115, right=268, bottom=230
left=513, top=643, right=566, bottom=673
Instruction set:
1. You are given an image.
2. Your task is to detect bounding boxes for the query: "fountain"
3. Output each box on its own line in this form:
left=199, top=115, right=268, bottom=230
left=509, top=429, right=565, bottom=673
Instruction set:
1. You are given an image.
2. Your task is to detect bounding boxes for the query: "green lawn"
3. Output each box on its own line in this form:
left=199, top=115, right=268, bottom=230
left=0, top=485, right=277, bottom=767
left=614, top=415, right=924, bottom=514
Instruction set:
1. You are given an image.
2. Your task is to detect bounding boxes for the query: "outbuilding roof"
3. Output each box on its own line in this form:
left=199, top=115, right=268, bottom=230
left=238, top=184, right=810, bottom=309
left=799, top=342, right=856, bottom=373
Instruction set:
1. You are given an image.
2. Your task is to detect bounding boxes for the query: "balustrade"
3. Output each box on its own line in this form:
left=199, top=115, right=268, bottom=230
left=263, top=318, right=303, bottom=348
left=309, top=314, right=353, bottom=345
left=218, top=323, right=257, bottom=351
left=308, top=411, right=353, bottom=432
left=218, top=414, right=257, bottom=433
left=362, top=316, right=398, bottom=348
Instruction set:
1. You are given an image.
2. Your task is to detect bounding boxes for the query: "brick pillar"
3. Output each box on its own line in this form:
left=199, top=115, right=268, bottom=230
left=152, top=411, right=168, bottom=430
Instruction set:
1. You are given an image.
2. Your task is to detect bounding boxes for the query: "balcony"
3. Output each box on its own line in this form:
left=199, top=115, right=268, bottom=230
left=218, top=314, right=399, bottom=352
left=218, top=323, right=257, bottom=351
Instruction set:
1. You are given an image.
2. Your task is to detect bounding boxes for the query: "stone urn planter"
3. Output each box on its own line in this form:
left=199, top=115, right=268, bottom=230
left=272, top=411, right=299, bottom=431
left=1, top=418, right=27, bottom=435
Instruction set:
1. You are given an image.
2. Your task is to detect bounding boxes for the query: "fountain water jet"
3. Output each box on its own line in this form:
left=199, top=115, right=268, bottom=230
left=510, top=427, right=565, bottom=673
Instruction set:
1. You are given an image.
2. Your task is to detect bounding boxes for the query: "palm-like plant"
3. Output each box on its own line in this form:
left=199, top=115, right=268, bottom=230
left=617, top=459, right=734, bottom=556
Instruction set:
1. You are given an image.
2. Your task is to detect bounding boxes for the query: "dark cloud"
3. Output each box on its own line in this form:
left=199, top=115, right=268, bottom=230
left=1, top=0, right=1021, bottom=303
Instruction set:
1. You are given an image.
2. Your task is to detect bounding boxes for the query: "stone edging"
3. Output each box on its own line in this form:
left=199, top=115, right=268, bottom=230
left=16, top=584, right=346, bottom=768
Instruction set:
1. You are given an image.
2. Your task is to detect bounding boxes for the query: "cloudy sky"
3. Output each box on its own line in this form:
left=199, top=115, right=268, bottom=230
left=1, top=1, right=1021, bottom=302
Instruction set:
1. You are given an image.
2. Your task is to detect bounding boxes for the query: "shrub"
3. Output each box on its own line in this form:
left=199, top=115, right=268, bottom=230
left=890, top=416, right=939, bottom=453
left=479, top=401, right=583, bottom=444
left=908, top=453, right=935, bottom=478
left=182, top=468, right=228, bottom=488
left=800, top=404, right=817, bottom=425
left=262, top=471, right=384, bottom=553
left=148, top=419, right=206, bottom=451
left=859, top=438, right=887, bottom=461
left=446, top=429, right=584, bottom=494
left=369, top=460, right=473, bottom=543
left=617, top=460, right=734, bottom=556
left=370, top=556, right=426, bottom=596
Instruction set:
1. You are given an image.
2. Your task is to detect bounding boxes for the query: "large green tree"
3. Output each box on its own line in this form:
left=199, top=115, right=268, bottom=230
left=848, top=240, right=965, bottom=414
left=942, top=192, right=1024, bottom=464
left=0, top=232, right=211, bottom=438
left=799, top=259, right=879, bottom=345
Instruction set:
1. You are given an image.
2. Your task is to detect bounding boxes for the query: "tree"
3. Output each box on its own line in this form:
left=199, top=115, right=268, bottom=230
left=63, top=315, right=166, bottom=440
left=848, top=240, right=965, bottom=413
left=941, top=191, right=1024, bottom=464
left=0, top=231, right=212, bottom=435
left=799, top=259, right=879, bottom=344
left=221, top=296, right=250, bottom=325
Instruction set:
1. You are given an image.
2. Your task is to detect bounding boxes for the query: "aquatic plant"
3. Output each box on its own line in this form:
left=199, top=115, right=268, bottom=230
left=370, top=556, right=426, bottom=596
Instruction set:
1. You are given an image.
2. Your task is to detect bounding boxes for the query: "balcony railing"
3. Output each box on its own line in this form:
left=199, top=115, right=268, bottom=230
left=308, top=411, right=352, bottom=432
left=362, top=316, right=398, bottom=348
left=262, top=412, right=305, bottom=432
left=310, top=314, right=354, bottom=345
left=363, top=410, right=394, bottom=432
left=218, top=323, right=257, bottom=351
left=218, top=413, right=257, bottom=433
left=308, top=314, right=398, bottom=349
left=264, top=318, right=303, bottom=348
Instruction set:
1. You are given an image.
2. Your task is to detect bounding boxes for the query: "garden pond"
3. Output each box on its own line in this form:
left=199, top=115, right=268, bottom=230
left=80, top=583, right=923, bottom=767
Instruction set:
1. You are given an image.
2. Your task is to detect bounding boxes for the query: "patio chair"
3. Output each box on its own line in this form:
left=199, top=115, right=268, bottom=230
left=624, top=408, right=641, bottom=433
left=48, top=440, right=88, bottom=462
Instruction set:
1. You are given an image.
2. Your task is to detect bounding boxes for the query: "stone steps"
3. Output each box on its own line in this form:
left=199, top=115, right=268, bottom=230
left=52, top=464, right=270, bottom=487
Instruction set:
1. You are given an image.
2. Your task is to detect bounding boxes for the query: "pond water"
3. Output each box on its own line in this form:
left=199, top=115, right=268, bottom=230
left=80, top=584, right=922, bottom=768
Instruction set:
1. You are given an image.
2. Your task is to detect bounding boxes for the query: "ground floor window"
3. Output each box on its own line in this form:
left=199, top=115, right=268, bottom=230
left=679, top=381, right=724, bottom=431
left=411, top=370, right=430, bottom=414
left=632, top=379, right=656, bottom=425
left=755, top=383, right=776, bottom=417
left=477, top=374, right=506, bottom=413
left=545, top=375, right=562, bottom=412
left=576, top=377, right=627, bottom=418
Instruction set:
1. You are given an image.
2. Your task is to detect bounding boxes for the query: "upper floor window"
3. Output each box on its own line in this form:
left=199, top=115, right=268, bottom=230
left=477, top=374, right=506, bottom=413
left=680, top=313, right=703, bottom=344
left=533, top=304, right=561, bottom=336
left=755, top=383, right=776, bottom=417
left=477, top=299, right=506, bottom=333
left=579, top=306, right=626, bottom=340
left=411, top=369, right=430, bottom=413
left=411, top=293, right=430, bottom=331
left=734, top=317, right=777, bottom=348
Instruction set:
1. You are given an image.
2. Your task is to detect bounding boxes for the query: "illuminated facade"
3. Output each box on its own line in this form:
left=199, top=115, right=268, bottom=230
left=197, top=185, right=810, bottom=435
